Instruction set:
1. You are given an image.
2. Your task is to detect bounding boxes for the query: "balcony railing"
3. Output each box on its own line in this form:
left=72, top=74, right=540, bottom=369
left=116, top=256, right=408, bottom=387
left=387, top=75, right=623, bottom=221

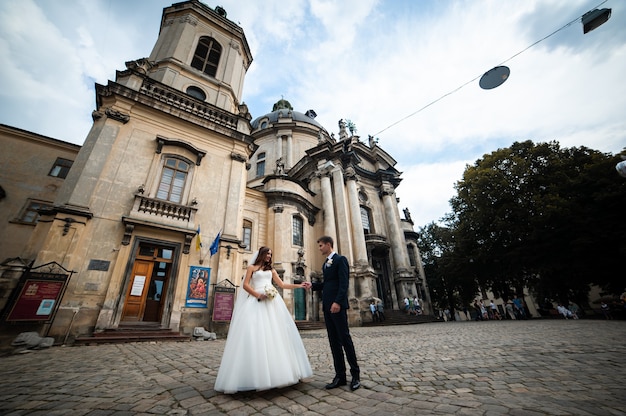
left=137, top=197, right=193, bottom=221
left=127, top=194, right=197, bottom=231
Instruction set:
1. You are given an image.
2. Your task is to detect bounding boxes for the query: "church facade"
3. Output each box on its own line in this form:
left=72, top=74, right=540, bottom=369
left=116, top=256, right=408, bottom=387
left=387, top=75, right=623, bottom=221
left=0, top=0, right=429, bottom=344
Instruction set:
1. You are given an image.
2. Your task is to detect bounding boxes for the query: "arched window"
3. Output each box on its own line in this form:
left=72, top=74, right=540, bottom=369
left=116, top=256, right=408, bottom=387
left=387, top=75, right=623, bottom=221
left=191, top=36, right=222, bottom=77
left=156, top=157, right=190, bottom=203
left=292, top=216, right=304, bottom=246
left=256, top=152, right=265, bottom=177
left=360, top=206, right=373, bottom=234
left=186, top=86, right=206, bottom=101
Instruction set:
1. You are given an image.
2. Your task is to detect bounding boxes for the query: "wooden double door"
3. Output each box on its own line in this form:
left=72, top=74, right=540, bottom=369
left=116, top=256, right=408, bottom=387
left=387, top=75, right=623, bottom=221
left=121, top=243, right=173, bottom=322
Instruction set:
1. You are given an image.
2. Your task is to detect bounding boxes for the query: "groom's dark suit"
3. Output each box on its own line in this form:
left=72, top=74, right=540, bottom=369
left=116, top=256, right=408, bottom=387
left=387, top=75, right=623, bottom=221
left=312, top=253, right=360, bottom=384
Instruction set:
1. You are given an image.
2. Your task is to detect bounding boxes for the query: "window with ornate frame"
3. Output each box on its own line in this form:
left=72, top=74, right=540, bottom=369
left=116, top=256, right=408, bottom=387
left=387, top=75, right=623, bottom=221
left=190, top=36, right=222, bottom=77
left=360, top=206, right=373, bottom=234
left=14, top=199, right=52, bottom=224
left=292, top=215, right=304, bottom=246
left=156, top=157, right=191, bottom=204
left=186, top=86, right=206, bottom=101
left=256, top=152, right=266, bottom=177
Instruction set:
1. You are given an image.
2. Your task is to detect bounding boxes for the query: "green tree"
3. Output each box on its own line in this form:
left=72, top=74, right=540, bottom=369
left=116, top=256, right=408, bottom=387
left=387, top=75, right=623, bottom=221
left=417, top=222, right=478, bottom=315
left=448, top=140, right=625, bottom=306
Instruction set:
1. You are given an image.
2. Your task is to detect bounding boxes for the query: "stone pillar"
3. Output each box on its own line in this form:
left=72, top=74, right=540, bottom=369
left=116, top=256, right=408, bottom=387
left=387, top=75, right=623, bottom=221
left=271, top=205, right=286, bottom=286
left=345, top=167, right=367, bottom=267
left=331, top=167, right=353, bottom=263
left=381, top=182, right=410, bottom=272
left=286, top=134, right=293, bottom=168
left=319, top=171, right=336, bottom=242
left=276, top=134, right=283, bottom=163
left=222, top=153, right=247, bottom=239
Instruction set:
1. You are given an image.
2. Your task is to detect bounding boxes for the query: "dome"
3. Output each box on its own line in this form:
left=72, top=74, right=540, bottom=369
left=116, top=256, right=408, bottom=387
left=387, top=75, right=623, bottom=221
left=251, top=100, right=325, bottom=130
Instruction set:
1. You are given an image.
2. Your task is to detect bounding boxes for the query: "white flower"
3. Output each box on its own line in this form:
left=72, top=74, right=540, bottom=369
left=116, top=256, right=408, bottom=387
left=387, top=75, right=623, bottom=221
left=264, top=285, right=278, bottom=300
left=326, top=258, right=333, bottom=266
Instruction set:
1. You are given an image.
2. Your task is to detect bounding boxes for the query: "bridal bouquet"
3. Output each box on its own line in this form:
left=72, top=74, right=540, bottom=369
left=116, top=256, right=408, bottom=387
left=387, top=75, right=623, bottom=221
left=264, top=285, right=278, bottom=300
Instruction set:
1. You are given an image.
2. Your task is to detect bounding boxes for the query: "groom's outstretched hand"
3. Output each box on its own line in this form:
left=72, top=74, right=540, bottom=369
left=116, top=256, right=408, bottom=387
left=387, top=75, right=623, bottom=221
left=301, top=282, right=312, bottom=290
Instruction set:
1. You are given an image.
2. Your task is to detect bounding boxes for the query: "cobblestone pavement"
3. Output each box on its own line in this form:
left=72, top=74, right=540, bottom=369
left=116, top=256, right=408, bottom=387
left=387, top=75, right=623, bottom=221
left=1, top=319, right=625, bottom=415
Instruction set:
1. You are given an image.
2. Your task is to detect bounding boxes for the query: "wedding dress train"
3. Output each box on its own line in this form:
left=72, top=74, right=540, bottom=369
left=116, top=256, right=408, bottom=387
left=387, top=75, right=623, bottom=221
left=214, top=270, right=312, bottom=393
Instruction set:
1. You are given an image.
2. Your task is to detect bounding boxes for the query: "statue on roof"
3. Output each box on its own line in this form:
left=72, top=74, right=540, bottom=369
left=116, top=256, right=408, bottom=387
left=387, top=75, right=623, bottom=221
left=272, top=98, right=293, bottom=111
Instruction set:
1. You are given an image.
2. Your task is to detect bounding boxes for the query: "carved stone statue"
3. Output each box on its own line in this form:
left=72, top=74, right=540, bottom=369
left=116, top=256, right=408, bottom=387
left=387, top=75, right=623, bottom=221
left=275, top=157, right=285, bottom=175
left=403, top=207, right=412, bottom=223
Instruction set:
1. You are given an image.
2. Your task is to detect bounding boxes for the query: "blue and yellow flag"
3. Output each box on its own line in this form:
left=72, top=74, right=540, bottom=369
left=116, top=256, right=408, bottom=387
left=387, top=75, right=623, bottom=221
left=195, top=226, right=202, bottom=251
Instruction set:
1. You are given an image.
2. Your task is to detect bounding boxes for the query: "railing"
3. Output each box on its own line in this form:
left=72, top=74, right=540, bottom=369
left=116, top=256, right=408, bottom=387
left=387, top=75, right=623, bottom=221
left=140, top=81, right=238, bottom=129
left=128, top=195, right=197, bottom=230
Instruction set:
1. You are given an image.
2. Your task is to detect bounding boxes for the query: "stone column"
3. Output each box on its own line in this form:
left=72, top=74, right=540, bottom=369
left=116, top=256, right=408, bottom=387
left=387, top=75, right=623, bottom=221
left=381, top=181, right=410, bottom=271
left=331, top=167, right=353, bottom=263
left=276, top=134, right=283, bottom=163
left=222, top=153, right=247, bottom=239
left=345, top=167, right=367, bottom=267
left=286, top=134, right=293, bottom=168
left=319, top=171, right=336, bottom=242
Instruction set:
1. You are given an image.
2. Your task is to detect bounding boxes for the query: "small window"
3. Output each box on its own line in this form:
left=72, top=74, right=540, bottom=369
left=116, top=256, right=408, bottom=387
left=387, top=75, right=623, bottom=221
left=48, top=158, right=73, bottom=179
left=360, top=206, right=372, bottom=234
left=407, top=245, right=416, bottom=267
left=186, top=86, right=206, bottom=101
left=191, top=37, right=222, bottom=77
left=17, top=200, right=52, bottom=224
left=292, top=216, right=304, bottom=246
left=256, top=152, right=266, bottom=177
left=242, top=220, right=252, bottom=251
left=156, top=157, right=190, bottom=203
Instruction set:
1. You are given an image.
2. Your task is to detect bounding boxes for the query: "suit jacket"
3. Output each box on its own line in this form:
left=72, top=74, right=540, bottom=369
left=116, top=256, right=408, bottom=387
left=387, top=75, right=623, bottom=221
left=312, top=253, right=350, bottom=310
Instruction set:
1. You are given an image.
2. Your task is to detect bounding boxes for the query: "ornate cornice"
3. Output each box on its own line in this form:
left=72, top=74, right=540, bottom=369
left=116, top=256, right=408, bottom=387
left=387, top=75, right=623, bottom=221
left=230, top=152, right=247, bottom=163
left=379, top=181, right=396, bottom=198
left=39, top=204, right=93, bottom=219
left=105, top=108, right=130, bottom=124
left=156, top=137, right=206, bottom=166
left=95, top=79, right=254, bottom=146
left=344, top=166, right=358, bottom=181
left=265, top=191, right=320, bottom=225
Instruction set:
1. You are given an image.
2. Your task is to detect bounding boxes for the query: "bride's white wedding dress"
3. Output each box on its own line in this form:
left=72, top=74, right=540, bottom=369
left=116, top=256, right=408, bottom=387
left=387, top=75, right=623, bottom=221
left=214, top=270, right=313, bottom=393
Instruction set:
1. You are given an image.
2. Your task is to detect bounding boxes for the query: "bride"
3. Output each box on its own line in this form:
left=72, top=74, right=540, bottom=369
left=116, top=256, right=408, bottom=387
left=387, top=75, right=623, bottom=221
left=214, top=246, right=313, bottom=393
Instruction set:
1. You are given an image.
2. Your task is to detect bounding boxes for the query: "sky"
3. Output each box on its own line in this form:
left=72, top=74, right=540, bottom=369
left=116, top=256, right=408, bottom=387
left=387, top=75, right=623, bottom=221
left=1, top=0, right=625, bottom=229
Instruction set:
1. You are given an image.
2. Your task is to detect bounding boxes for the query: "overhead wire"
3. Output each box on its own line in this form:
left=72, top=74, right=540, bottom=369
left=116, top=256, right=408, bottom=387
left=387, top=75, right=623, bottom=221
left=371, top=0, right=609, bottom=138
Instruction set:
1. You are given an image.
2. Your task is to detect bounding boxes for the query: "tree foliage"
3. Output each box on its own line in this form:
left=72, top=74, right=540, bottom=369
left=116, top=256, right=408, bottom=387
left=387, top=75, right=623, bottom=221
left=419, top=140, right=625, bottom=308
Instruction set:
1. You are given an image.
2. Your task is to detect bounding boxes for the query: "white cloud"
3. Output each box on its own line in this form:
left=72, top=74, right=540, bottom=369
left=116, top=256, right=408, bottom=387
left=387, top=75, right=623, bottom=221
left=396, top=160, right=470, bottom=226
left=0, top=0, right=624, bottom=226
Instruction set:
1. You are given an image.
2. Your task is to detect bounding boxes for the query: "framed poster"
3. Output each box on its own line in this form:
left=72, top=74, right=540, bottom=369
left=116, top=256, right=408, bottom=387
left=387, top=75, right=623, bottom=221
left=6, top=279, right=65, bottom=322
left=186, top=266, right=210, bottom=308
left=212, top=286, right=236, bottom=322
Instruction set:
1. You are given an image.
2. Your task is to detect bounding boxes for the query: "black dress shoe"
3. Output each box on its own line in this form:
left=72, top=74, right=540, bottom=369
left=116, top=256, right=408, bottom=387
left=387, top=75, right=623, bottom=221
left=325, top=377, right=347, bottom=389
left=350, top=378, right=361, bottom=391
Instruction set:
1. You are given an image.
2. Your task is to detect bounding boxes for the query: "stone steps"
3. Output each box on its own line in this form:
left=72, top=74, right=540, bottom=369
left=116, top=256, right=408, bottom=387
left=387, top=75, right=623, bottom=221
left=362, top=310, right=437, bottom=327
left=74, top=323, right=191, bottom=345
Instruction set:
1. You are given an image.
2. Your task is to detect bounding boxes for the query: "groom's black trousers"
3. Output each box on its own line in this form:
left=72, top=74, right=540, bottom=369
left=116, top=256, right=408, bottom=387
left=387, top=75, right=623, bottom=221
left=323, top=308, right=359, bottom=378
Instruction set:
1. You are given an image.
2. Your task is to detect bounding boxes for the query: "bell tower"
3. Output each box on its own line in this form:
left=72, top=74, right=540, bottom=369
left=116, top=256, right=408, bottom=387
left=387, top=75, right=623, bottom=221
left=121, top=1, right=252, bottom=113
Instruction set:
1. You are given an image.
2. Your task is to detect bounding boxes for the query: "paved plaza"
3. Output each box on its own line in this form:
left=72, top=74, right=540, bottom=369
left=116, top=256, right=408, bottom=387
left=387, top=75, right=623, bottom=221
left=0, top=319, right=625, bottom=415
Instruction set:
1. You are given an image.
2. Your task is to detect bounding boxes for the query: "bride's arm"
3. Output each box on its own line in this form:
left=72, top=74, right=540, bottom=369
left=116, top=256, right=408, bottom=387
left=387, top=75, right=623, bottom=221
left=243, top=266, right=266, bottom=300
left=271, top=269, right=307, bottom=290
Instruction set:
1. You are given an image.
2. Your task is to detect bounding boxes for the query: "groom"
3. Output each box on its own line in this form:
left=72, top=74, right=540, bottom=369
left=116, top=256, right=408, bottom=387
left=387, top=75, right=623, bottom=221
left=307, top=236, right=360, bottom=391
